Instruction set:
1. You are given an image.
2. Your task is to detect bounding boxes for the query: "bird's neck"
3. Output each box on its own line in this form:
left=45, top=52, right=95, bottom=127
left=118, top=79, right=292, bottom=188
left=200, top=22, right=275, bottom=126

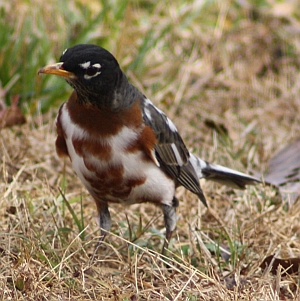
left=113, top=72, right=142, bottom=111
left=75, top=71, right=142, bottom=112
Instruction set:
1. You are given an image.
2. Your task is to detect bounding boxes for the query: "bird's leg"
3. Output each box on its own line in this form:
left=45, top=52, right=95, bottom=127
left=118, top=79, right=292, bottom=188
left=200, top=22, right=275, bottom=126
left=90, top=201, right=111, bottom=263
left=161, top=197, right=178, bottom=256
left=98, top=202, right=112, bottom=245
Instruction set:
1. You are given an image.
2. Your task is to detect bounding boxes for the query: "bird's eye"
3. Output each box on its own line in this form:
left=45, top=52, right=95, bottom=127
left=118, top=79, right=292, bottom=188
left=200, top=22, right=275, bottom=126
left=86, top=66, right=99, bottom=76
left=83, top=63, right=102, bottom=79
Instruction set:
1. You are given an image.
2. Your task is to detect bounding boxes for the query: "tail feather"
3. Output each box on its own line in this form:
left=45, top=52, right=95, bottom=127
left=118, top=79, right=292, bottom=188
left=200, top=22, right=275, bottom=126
left=189, top=154, right=260, bottom=189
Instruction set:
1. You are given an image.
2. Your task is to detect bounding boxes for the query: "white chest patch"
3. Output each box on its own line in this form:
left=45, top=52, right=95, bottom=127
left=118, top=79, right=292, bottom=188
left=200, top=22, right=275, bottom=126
left=59, top=104, right=175, bottom=206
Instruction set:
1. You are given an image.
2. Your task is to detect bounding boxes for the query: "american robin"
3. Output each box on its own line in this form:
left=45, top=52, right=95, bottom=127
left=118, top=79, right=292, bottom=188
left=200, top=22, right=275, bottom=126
left=39, top=44, right=259, bottom=255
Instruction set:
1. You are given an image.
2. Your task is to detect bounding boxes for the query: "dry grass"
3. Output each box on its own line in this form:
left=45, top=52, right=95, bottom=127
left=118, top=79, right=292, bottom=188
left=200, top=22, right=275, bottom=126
left=1, top=0, right=300, bottom=300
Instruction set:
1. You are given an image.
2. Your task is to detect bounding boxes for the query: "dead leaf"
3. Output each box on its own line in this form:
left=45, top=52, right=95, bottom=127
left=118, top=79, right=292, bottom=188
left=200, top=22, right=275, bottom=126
left=204, top=118, right=229, bottom=136
left=6, top=206, right=17, bottom=215
left=260, top=254, right=300, bottom=275
left=0, top=95, right=26, bottom=128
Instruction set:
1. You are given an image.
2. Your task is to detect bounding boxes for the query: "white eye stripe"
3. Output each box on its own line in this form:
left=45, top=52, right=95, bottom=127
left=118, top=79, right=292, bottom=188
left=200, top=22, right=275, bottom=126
left=62, top=48, right=68, bottom=55
left=79, top=62, right=102, bottom=70
left=80, top=61, right=91, bottom=69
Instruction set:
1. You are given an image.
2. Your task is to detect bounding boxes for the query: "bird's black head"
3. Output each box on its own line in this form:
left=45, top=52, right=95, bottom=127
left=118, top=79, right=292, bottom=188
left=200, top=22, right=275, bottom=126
left=39, top=44, right=132, bottom=109
left=60, top=44, right=123, bottom=105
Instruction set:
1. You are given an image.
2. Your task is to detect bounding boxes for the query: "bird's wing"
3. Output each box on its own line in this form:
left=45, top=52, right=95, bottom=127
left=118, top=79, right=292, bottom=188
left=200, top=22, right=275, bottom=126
left=141, top=97, right=207, bottom=206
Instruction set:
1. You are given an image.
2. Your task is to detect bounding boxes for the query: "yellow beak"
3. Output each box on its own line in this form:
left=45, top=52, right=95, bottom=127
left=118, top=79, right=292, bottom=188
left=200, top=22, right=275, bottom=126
left=38, top=62, right=75, bottom=79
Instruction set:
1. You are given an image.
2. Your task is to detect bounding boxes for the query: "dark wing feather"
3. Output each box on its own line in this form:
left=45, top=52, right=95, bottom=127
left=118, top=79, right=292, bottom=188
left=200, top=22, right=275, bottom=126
left=141, top=98, right=207, bottom=206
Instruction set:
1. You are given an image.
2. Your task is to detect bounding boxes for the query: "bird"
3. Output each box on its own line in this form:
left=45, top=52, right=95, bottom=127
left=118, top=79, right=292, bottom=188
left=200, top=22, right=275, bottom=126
left=38, top=44, right=260, bottom=255
left=263, top=139, right=300, bottom=203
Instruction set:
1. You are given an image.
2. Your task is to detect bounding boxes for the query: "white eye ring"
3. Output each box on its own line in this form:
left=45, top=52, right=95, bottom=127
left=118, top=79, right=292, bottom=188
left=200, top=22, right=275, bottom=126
left=84, top=63, right=102, bottom=79
left=79, top=61, right=102, bottom=79
left=92, top=63, right=101, bottom=69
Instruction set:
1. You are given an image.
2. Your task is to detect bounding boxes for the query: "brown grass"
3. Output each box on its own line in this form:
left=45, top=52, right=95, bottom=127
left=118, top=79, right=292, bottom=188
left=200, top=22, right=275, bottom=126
left=1, top=1, right=300, bottom=300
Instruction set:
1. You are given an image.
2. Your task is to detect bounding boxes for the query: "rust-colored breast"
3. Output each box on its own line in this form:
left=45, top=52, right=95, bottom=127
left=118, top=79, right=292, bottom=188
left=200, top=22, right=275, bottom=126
left=55, top=91, right=165, bottom=205
left=125, top=125, right=157, bottom=164
left=66, top=91, right=143, bottom=136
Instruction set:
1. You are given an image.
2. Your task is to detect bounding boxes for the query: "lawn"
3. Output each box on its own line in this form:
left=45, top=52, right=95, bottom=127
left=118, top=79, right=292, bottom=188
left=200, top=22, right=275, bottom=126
left=1, top=0, right=300, bottom=300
